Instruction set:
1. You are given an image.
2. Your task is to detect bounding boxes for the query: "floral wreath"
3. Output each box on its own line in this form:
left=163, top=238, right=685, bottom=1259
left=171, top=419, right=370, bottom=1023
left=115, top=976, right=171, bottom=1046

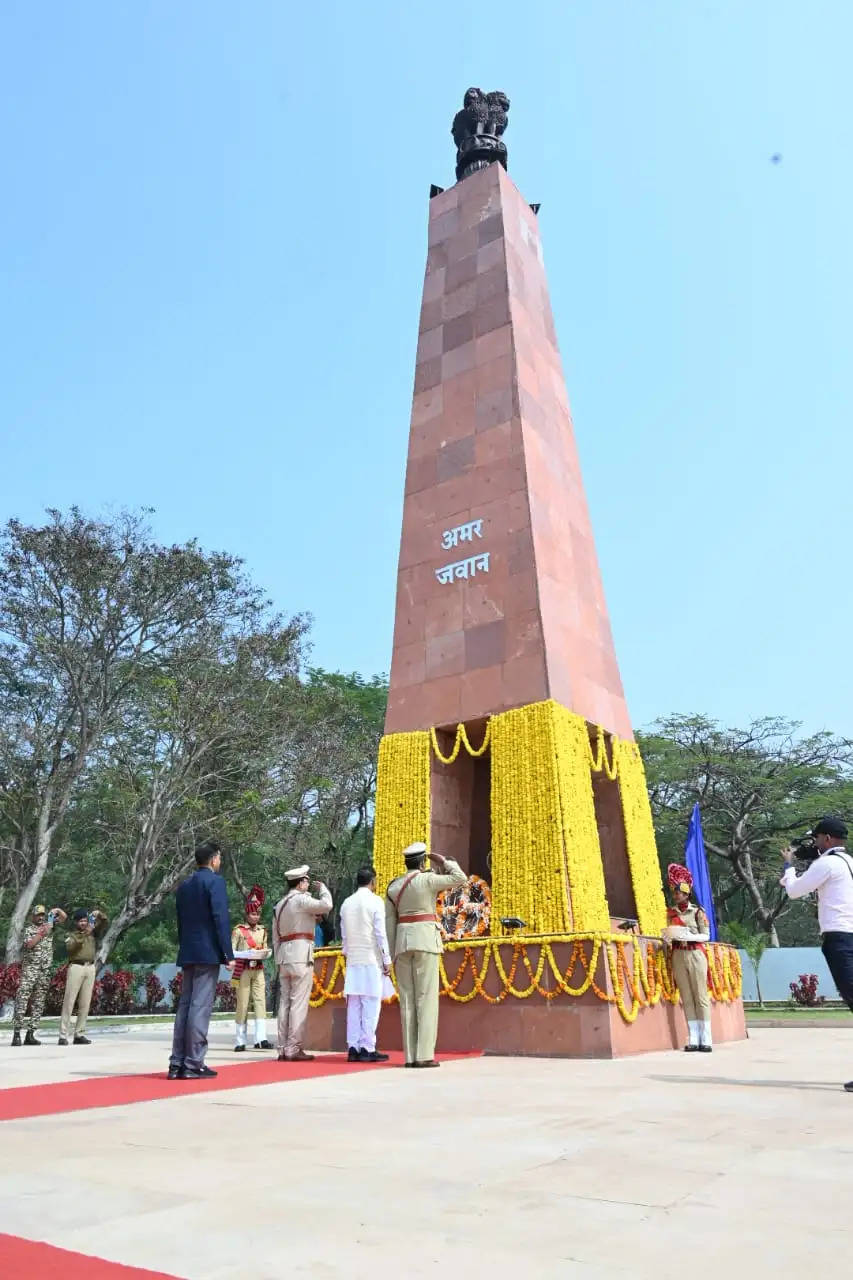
left=436, top=875, right=492, bottom=942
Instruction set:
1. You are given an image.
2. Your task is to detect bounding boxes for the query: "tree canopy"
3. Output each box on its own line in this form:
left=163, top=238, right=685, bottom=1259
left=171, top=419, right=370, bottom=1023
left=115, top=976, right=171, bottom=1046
left=0, top=509, right=384, bottom=963
left=639, top=714, right=853, bottom=945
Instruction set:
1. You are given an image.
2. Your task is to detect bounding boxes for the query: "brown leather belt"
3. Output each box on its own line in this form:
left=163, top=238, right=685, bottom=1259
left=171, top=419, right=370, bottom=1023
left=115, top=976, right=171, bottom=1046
left=672, top=941, right=703, bottom=951
left=398, top=913, right=437, bottom=924
left=281, top=932, right=314, bottom=941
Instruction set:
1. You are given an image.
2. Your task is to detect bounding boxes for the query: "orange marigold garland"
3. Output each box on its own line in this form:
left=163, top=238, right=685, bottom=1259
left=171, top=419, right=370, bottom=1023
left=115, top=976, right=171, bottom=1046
left=310, top=938, right=742, bottom=1023
left=436, top=875, right=492, bottom=941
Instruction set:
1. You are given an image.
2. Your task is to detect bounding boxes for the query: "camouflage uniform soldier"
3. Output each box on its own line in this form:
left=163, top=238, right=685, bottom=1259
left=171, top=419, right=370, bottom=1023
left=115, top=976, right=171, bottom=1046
left=11, top=905, right=67, bottom=1046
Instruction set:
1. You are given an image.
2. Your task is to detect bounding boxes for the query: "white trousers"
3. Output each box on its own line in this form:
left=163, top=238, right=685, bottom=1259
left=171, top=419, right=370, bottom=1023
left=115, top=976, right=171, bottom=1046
left=346, top=995, right=381, bottom=1052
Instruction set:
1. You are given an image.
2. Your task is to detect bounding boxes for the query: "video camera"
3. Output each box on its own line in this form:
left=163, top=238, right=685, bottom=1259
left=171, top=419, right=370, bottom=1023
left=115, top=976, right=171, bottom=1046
left=790, top=830, right=820, bottom=864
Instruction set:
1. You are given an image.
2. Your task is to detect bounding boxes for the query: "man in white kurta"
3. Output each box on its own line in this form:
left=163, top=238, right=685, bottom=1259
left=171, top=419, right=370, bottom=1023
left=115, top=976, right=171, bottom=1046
left=340, top=866, right=392, bottom=1063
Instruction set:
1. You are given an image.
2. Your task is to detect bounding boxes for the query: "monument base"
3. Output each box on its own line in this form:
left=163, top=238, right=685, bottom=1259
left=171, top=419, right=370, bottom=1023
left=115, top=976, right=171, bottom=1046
left=306, top=938, right=746, bottom=1060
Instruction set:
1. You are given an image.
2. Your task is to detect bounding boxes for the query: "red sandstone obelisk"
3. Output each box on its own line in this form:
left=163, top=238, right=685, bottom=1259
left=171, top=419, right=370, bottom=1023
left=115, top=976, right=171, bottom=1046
left=386, top=142, right=632, bottom=744
left=306, top=96, right=746, bottom=1058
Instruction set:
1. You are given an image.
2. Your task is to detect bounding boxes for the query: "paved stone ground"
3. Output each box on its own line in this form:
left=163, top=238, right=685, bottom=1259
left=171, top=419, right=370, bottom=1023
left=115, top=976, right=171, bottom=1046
left=1, top=1025, right=852, bottom=1279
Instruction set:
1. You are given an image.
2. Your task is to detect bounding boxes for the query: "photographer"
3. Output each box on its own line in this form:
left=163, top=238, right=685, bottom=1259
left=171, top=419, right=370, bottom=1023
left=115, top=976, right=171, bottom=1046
left=781, top=815, right=853, bottom=1089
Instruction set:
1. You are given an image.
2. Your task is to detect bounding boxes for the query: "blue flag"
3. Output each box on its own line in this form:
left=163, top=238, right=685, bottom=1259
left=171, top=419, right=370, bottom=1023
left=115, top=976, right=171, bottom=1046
left=684, top=802, right=717, bottom=940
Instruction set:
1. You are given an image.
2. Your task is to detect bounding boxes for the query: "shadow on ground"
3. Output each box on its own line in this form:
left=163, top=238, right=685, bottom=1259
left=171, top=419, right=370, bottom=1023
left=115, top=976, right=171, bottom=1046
left=648, top=1074, right=845, bottom=1091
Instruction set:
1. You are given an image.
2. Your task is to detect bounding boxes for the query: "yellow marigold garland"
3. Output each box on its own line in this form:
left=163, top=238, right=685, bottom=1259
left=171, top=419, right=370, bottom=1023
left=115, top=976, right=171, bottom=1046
left=613, top=740, right=668, bottom=936
left=588, top=723, right=619, bottom=781
left=372, top=700, right=669, bottom=940
left=490, top=702, right=572, bottom=933
left=430, top=720, right=491, bottom=764
left=310, top=938, right=743, bottom=1025
left=551, top=703, right=611, bottom=932
left=372, top=730, right=431, bottom=895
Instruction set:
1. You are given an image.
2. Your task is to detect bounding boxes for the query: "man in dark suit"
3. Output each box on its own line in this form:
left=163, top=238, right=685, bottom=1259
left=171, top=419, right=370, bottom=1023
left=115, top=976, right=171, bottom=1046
left=168, top=839, right=234, bottom=1080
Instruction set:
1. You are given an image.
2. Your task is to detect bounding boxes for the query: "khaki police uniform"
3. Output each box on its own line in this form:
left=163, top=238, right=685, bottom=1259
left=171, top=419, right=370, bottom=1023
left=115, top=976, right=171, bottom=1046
left=60, top=915, right=108, bottom=1042
left=231, top=921, right=269, bottom=1047
left=386, top=857, right=465, bottom=1065
left=272, top=881, right=332, bottom=1058
left=668, top=902, right=711, bottom=1048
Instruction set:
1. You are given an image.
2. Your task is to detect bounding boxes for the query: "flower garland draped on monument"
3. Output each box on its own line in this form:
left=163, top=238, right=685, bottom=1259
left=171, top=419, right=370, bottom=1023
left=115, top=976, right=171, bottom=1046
left=373, top=699, right=667, bottom=937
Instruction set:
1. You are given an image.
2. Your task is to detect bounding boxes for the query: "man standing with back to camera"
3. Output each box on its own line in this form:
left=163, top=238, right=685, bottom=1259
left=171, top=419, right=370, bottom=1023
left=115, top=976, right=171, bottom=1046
left=386, top=842, right=466, bottom=1068
left=168, top=839, right=234, bottom=1080
left=780, top=815, right=853, bottom=1092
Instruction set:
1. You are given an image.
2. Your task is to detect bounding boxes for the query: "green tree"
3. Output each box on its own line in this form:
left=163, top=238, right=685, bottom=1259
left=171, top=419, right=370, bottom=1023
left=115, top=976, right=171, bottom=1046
left=0, top=507, right=301, bottom=960
left=640, top=714, right=853, bottom=945
left=86, top=620, right=308, bottom=963
left=229, top=670, right=387, bottom=922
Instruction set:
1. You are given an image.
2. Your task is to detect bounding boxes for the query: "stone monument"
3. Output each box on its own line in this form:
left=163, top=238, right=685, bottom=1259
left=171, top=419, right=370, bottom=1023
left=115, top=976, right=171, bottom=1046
left=308, top=91, right=745, bottom=1056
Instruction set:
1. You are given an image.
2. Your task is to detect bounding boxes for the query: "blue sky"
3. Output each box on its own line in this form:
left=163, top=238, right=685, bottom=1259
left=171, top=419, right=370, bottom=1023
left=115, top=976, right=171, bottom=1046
left=2, top=2, right=850, bottom=734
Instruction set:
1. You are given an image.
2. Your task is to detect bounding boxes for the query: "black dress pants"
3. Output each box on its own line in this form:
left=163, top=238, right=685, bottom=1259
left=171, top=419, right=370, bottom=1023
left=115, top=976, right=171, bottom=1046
left=821, top=932, right=853, bottom=1011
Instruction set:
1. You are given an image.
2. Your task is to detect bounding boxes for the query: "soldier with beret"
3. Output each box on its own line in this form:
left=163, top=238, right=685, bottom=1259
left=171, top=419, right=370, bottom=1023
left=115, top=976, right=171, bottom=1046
left=272, top=865, right=332, bottom=1062
left=662, top=863, right=712, bottom=1052
left=11, top=904, right=67, bottom=1046
left=385, top=843, right=466, bottom=1068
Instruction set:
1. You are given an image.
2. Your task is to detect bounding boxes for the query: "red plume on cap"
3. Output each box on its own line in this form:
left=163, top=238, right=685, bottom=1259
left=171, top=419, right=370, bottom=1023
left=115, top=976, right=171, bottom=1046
left=245, top=885, right=265, bottom=913
left=667, top=863, right=693, bottom=893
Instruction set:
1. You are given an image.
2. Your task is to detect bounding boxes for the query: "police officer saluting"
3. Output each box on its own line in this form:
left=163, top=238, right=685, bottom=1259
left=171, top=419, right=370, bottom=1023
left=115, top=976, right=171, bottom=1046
left=385, top=843, right=465, bottom=1068
left=781, top=815, right=853, bottom=1091
left=11, top=904, right=67, bottom=1046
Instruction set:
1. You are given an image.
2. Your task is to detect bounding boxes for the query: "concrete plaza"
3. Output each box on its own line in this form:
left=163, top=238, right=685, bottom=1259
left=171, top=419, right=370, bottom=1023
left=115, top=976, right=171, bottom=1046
left=1, top=1024, right=851, bottom=1279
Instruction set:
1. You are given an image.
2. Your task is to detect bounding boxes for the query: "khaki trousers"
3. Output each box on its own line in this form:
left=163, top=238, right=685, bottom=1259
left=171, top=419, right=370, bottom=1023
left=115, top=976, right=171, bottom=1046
left=276, top=962, right=313, bottom=1057
left=395, top=950, right=440, bottom=1064
left=235, top=968, right=266, bottom=1024
left=60, top=963, right=96, bottom=1039
left=671, top=948, right=710, bottom=1021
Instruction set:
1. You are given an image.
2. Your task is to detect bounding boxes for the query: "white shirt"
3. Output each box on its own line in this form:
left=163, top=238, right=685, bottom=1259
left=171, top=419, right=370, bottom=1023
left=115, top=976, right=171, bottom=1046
left=340, top=888, right=392, bottom=998
left=780, top=847, right=853, bottom=933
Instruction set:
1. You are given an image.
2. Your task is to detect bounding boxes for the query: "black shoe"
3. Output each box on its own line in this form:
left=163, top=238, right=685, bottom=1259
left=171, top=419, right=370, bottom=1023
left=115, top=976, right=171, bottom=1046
left=698, top=1045, right=713, bottom=1053
left=178, top=1066, right=218, bottom=1079
left=11, top=1032, right=21, bottom=1047
left=73, top=1035, right=92, bottom=1045
left=234, top=1044, right=246, bottom=1052
left=844, top=1081, right=853, bottom=1092
left=414, top=1060, right=440, bottom=1068
left=24, top=1030, right=41, bottom=1046
left=57, top=1037, right=69, bottom=1046
left=347, top=1046, right=360, bottom=1062
left=684, top=1045, right=699, bottom=1053
left=368, top=1051, right=390, bottom=1062
left=404, top=1062, right=416, bottom=1068
left=358, top=1047, right=370, bottom=1061
left=254, top=1040, right=273, bottom=1050
left=167, top=1065, right=182, bottom=1079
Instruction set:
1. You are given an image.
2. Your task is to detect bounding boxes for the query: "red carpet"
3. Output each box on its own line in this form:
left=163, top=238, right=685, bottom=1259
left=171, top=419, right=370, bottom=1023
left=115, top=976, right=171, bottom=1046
left=0, top=1233, right=183, bottom=1277
left=0, top=1051, right=478, bottom=1122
